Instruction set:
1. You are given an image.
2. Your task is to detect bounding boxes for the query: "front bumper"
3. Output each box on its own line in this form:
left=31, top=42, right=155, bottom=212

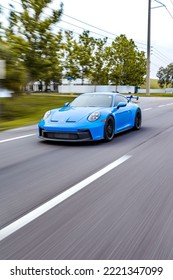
left=39, top=127, right=92, bottom=142
left=38, top=117, right=105, bottom=142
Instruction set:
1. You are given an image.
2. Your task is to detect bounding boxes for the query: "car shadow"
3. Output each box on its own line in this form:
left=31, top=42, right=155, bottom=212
left=38, top=139, right=103, bottom=147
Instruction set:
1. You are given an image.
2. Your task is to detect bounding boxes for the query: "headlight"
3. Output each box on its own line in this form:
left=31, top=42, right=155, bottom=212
left=43, top=110, right=51, bottom=120
left=88, top=111, right=100, bottom=122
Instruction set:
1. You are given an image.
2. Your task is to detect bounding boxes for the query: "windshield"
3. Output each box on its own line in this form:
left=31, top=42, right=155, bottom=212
left=70, top=94, right=113, bottom=107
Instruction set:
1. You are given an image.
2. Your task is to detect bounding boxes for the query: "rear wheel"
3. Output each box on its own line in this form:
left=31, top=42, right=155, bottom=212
left=134, top=109, right=142, bottom=130
left=104, top=116, right=115, bottom=141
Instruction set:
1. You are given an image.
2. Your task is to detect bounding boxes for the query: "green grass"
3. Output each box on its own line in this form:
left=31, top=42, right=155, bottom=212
left=0, top=94, right=75, bottom=132
left=141, top=79, right=160, bottom=89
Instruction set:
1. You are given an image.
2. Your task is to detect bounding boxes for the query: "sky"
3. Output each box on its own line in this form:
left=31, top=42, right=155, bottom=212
left=2, top=0, right=173, bottom=78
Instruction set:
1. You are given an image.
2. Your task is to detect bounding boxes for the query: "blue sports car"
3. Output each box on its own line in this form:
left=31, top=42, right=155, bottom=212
left=38, top=92, right=142, bottom=142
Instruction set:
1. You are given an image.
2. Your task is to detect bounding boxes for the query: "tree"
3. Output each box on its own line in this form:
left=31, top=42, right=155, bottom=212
left=157, top=64, right=173, bottom=88
left=0, top=42, right=28, bottom=94
left=157, top=66, right=167, bottom=88
left=167, top=63, right=173, bottom=87
left=5, top=0, right=64, bottom=89
left=64, top=33, right=146, bottom=86
left=157, top=63, right=173, bottom=88
left=90, top=37, right=109, bottom=85
left=0, top=5, right=3, bottom=41
left=77, top=31, right=95, bottom=84
left=63, top=31, right=81, bottom=81
left=64, top=30, right=95, bottom=84
left=107, top=35, right=146, bottom=86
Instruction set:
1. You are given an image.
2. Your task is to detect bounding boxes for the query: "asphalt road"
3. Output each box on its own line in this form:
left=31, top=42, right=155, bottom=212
left=1, top=97, right=173, bottom=260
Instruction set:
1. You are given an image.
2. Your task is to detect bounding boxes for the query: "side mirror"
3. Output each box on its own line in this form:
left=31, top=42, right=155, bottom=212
left=64, top=102, right=70, bottom=107
left=117, top=102, right=127, bottom=109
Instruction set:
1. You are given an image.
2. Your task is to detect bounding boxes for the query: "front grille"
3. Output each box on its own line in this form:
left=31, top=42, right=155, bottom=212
left=40, top=129, right=92, bottom=141
left=45, top=132, right=78, bottom=140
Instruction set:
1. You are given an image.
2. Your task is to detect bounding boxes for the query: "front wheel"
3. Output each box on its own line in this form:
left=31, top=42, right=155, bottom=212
left=134, top=109, right=142, bottom=130
left=104, top=116, right=115, bottom=142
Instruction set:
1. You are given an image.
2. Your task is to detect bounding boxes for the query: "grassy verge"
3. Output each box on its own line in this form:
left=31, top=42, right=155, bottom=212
left=0, top=94, right=75, bottom=132
left=138, top=93, right=173, bottom=97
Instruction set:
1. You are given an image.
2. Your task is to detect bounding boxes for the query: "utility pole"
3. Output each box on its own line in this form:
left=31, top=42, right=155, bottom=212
left=146, top=0, right=151, bottom=96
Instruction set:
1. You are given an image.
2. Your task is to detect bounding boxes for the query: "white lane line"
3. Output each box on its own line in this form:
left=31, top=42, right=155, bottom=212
left=166, top=103, right=173, bottom=106
left=0, top=134, right=36, bottom=143
left=158, top=105, right=166, bottom=108
left=0, top=154, right=131, bottom=241
left=143, top=108, right=152, bottom=111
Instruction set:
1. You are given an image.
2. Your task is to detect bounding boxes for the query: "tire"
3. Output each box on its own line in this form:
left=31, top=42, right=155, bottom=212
left=104, top=116, right=115, bottom=141
left=134, top=109, right=142, bottom=130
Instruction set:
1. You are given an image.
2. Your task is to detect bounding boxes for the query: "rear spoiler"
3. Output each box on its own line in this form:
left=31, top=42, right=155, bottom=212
left=126, top=95, right=139, bottom=102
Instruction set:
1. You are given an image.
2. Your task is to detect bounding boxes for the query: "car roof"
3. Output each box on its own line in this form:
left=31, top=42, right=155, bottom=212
left=82, top=91, right=119, bottom=96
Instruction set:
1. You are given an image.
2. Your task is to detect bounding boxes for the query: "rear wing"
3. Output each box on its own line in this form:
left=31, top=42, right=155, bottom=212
left=126, top=95, right=139, bottom=102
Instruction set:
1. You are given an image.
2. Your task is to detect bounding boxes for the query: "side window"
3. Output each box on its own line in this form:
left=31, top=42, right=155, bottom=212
left=114, top=95, right=127, bottom=106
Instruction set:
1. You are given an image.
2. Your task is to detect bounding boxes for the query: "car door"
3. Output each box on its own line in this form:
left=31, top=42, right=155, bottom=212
left=113, top=95, right=132, bottom=132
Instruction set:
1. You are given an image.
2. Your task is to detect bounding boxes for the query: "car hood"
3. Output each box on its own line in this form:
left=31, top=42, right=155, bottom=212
left=50, top=107, right=102, bottom=122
